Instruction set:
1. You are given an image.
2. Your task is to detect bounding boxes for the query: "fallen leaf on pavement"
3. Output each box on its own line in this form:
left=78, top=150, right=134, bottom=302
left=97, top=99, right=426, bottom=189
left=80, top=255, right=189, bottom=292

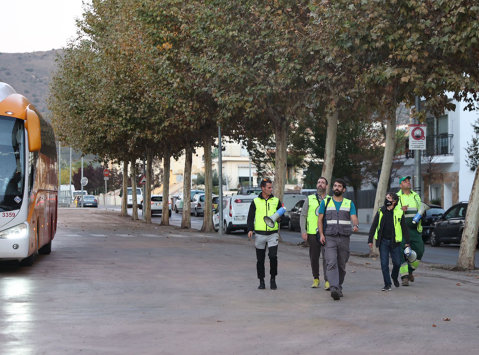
left=456, top=283, right=461, bottom=286
left=432, top=324, right=437, bottom=327
left=365, top=262, right=370, bottom=265
left=443, top=318, right=451, bottom=321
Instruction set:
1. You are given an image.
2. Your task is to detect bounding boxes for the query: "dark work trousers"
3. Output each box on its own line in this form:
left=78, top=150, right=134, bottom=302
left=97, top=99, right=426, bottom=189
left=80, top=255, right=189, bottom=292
left=307, top=234, right=327, bottom=281
left=256, top=245, right=278, bottom=279
left=379, top=238, right=402, bottom=287
left=324, top=235, right=350, bottom=291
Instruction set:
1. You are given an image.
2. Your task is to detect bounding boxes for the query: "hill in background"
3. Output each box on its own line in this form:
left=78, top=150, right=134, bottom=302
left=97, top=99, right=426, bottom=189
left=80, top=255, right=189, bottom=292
left=0, top=50, right=59, bottom=120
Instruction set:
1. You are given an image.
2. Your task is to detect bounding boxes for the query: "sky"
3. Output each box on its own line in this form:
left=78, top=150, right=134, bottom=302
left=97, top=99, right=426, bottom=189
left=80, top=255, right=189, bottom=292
left=0, top=0, right=91, bottom=53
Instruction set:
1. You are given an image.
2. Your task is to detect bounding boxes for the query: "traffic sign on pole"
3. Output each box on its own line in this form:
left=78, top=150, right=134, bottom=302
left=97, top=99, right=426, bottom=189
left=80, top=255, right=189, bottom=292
left=103, top=168, right=111, bottom=178
left=81, top=177, right=88, bottom=187
left=139, top=175, right=147, bottom=185
left=409, top=124, right=427, bottom=150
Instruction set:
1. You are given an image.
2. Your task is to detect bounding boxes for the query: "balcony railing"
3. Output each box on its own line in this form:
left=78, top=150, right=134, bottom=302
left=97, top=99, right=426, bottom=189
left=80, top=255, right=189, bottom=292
left=405, top=134, right=453, bottom=158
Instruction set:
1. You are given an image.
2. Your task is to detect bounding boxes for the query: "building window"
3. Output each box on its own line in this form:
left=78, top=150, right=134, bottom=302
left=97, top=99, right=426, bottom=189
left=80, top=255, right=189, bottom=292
left=426, top=114, right=453, bottom=156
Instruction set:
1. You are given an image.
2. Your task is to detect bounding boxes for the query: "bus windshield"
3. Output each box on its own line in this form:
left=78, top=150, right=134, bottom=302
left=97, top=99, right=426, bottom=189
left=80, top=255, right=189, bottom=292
left=0, top=117, right=25, bottom=211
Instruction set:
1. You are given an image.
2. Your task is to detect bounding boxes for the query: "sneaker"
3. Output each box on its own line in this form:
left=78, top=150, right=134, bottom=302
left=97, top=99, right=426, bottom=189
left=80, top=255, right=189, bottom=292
left=270, top=278, right=277, bottom=290
left=409, top=273, right=415, bottom=282
left=393, top=278, right=400, bottom=288
left=401, top=277, right=409, bottom=286
left=311, top=278, right=320, bottom=288
left=258, top=279, right=265, bottom=289
left=324, top=281, right=330, bottom=291
left=382, top=285, right=392, bottom=291
left=331, top=289, right=340, bottom=300
left=338, top=289, right=343, bottom=297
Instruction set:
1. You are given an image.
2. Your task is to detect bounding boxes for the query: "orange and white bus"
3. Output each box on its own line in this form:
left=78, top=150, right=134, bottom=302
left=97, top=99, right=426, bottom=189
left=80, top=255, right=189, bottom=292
left=0, top=82, right=57, bottom=266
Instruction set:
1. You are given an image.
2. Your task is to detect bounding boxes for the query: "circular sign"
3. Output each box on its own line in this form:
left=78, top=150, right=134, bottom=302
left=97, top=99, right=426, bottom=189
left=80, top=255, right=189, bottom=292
left=411, top=126, right=425, bottom=140
left=103, top=168, right=110, bottom=177
left=81, top=177, right=88, bottom=187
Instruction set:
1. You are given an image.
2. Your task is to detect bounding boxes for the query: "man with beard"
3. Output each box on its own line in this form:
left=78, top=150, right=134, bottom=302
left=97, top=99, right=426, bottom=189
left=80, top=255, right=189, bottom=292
left=318, top=178, right=359, bottom=300
left=300, top=177, right=330, bottom=290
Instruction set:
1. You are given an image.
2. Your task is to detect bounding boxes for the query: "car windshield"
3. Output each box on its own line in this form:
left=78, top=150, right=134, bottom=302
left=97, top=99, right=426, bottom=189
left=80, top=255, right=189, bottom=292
left=428, top=208, right=444, bottom=215
left=84, top=196, right=95, bottom=201
left=151, top=196, right=163, bottom=202
left=0, top=117, right=25, bottom=212
left=128, top=188, right=142, bottom=195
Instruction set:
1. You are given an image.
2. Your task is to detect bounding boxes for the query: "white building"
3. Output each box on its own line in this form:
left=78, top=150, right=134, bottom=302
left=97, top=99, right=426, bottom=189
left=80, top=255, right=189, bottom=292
left=170, top=140, right=258, bottom=194
left=400, top=99, right=478, bottom=210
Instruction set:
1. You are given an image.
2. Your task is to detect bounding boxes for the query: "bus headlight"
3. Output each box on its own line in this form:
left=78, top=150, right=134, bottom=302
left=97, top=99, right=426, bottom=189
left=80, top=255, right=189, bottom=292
left=0, top=223, right=28, bottom=239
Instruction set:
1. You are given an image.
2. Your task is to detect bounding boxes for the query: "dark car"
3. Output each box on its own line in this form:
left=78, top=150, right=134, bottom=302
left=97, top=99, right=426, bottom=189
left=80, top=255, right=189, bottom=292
left=288, top=199, right=305, bottom=231
left=422, top=204, right=445, bottom=243
left=429, top=202, right=473, bottom=247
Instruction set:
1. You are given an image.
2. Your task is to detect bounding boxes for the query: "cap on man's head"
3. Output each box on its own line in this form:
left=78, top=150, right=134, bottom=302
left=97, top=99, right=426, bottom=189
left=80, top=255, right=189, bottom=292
left=399, top=176, right=411, bottom=184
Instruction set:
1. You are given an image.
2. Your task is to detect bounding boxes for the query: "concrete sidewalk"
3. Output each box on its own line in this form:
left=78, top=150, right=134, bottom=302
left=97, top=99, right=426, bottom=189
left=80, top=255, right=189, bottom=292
left=5, top=208, right=478, bottom=354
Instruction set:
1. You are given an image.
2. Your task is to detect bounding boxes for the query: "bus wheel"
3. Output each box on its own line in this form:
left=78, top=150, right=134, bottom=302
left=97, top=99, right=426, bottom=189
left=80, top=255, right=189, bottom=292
left=39, top=241, right=52, bottom=255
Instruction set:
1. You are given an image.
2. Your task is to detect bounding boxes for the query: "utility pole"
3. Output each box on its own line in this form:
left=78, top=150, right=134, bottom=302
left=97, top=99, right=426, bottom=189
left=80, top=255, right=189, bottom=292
left=414, top=96, right=423, bottom=199
left=58, top=141, right=61, bottom=189
left=69, top=147, right=72, bottom=204
left=81, top=157, right=84, bottom=208
left=249, top=156, right=252, bottom=188
left=218, top=126, right=223, bottom=236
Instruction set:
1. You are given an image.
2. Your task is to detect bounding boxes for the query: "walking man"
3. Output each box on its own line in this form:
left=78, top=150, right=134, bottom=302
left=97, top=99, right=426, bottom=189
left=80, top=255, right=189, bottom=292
left=318, top=178, right=359, bottom=300
left=397, top=176, right=424, bottom=286
left=247, top=178, right=283, bottom=290
left=368, top=192, right=410, bottom=291
left=300, top=177, right=330, bottom=290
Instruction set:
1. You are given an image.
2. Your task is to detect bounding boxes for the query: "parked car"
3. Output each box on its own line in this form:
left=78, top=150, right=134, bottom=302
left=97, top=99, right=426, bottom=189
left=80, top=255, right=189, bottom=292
left=212, top=196, right=219, bottom=211
left=288, top=199, right=305, bottom=231
left=77, top=195, right=98, bottom=208
left=421, top=204, right=445, bottom=243
left=220, top=195, right=254, bottom=233
left=174, top=189, right=204, bottom=213
left=144, top=195, right=171, bottom=217
left=281, top=194, right=306, bottom=227
left=429, top=202, right=474, bottom=247
left=191, top=194, right=206, bottom=216
left=191, top=194, right=219, bottom=217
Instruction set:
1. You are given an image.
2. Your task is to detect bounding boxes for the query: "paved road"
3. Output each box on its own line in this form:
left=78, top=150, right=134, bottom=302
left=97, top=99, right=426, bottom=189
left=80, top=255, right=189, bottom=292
left=2, top=208, right=479, bottom=354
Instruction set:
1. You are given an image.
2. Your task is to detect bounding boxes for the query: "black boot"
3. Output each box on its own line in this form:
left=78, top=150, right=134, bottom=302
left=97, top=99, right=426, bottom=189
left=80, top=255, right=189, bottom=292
left=258, top=278, right=265, bottom=289
left=270, top=277, right=277, bottom=290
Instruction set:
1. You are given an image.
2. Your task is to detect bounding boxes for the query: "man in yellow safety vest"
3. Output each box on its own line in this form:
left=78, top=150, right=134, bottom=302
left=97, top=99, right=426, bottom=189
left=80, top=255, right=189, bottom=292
left=397, top=176, right=424, bottom=286
left=300, top=176, right=330, bottom=290
left=247, top=178, right=283, bottom=290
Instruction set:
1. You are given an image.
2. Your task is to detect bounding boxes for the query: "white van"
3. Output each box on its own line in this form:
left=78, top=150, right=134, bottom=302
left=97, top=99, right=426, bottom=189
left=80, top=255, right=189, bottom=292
left=124, top=187, right=143, bottom=208
left=221, top=195, right=254, bottom=233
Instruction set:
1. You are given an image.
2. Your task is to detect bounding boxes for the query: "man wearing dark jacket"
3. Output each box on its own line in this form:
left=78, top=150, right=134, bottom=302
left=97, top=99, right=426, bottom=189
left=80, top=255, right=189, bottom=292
left=368, top=192, right=410, bottom=291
